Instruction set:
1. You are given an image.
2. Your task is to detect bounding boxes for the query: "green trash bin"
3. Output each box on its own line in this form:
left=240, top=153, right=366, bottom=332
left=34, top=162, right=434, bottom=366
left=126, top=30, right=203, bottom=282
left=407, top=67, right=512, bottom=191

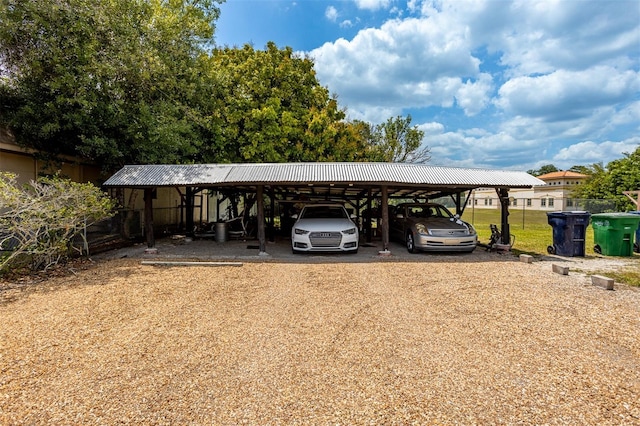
left=591, top=213, right=640, bottom=257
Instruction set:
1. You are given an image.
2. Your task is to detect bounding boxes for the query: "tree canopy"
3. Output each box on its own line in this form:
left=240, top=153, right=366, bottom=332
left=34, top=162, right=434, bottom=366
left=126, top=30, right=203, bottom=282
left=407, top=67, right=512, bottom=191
left=202, top=42, right=373, bottom=163
left=355, top=115, right=429, bottom=163
left=571, top=146, right=640, bottom=211
left=0, top=0, right=222, bottom=171
left=0, top=1, right=430, bottom=172
left=526, top=164, right=559, bottom=176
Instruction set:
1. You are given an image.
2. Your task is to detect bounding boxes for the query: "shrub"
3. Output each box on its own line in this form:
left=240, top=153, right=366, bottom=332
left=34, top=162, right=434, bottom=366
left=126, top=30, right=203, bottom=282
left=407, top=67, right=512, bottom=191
left=0, top=172, right=116, bottom=273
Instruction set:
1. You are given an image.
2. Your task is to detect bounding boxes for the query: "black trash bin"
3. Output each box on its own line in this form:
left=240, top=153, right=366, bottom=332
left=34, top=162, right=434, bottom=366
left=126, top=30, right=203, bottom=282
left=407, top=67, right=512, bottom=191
left=547, top=211, right=591, bottom=257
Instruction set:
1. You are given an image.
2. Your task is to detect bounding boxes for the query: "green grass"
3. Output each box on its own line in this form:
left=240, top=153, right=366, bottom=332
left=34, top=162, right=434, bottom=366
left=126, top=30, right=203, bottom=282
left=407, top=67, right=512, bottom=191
left=461, top=208, right=597, bottom=256
left=462, top=209, right=640, bottom=286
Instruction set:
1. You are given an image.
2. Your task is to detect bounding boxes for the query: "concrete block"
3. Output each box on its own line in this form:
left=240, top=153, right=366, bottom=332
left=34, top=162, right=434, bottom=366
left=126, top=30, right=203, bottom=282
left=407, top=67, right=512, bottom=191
left=494, top=243, right=511, bottom=252
left=552, top=264, right=569, bottom=275
left=591, top=275, right=614, bottom=290
left=519, top=254, right=534, bottom=263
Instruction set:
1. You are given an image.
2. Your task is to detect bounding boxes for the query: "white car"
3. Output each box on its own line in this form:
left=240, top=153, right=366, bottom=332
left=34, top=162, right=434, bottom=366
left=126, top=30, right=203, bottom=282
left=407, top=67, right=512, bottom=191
left=291, top=204, right=359, bottom=253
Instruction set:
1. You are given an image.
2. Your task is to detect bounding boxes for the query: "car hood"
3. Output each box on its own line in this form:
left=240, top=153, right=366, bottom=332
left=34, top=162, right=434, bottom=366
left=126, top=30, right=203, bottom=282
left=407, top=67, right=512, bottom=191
left=408, top=217, right=472, bottom=230
left=294, top=218, right=356, bottom=232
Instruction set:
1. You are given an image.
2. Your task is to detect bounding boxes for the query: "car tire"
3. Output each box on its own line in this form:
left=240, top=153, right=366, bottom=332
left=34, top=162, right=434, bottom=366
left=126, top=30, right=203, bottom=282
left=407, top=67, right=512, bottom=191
left=406, top=232, right=416, bottom=253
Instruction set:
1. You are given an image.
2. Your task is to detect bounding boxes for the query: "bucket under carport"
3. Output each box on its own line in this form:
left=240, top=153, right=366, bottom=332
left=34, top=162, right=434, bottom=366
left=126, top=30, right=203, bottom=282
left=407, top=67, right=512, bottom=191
left=215, top=222, right=228, bottom=243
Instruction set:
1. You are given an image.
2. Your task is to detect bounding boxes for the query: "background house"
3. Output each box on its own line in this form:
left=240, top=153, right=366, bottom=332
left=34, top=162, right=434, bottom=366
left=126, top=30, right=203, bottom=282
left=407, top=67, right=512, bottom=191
left=469, top=170, right=590, bottom=211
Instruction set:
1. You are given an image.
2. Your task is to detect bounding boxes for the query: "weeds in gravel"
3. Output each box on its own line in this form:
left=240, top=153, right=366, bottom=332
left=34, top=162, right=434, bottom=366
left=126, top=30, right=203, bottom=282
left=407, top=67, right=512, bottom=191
left=584, top=268, right=640, bottom=287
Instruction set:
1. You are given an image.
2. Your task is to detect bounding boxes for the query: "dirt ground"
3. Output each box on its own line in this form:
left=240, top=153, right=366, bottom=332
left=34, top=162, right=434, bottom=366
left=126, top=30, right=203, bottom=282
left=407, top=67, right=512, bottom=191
left=1, top=242, right=639, bottom=425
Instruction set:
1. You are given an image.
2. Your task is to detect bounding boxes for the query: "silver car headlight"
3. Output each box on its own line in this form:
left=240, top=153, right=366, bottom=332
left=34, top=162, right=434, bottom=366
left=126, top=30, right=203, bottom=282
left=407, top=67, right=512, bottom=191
left=468, top=223, right=477, bottom=235
left=415, top=223, right=429, bottom=235
left=342, top=227, right=357, bottom=235
left=294, top=228, right=309, bottom=235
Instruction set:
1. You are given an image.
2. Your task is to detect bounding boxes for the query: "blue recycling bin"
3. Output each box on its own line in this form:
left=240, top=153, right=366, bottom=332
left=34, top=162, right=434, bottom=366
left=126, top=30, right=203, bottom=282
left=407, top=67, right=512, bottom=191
left=547, top=211, right=591, bottom=257
left=628, top=211, right=640, bottom=253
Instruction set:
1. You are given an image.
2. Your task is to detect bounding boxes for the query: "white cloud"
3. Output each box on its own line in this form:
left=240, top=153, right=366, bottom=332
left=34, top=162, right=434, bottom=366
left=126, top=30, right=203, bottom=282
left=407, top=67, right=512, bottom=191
left=455, top=73, right=493, bottom=116
left=311, top=16, right=481, bottom=120
left=353, top=0, right=392, bottom=11
left=307, top=0, right=638, bottom=168
left=496, top=67, right=639, bottom=120
left=340, top=19, right=354, bottom=28
left=325, top=6, right=338, bottom=22
left=553, top=139, right=640, bottom=164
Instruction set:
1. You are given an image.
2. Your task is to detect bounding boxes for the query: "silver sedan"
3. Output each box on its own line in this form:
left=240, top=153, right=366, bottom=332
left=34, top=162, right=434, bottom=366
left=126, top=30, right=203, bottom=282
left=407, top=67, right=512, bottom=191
left=390, top=203, right=477, bottom=253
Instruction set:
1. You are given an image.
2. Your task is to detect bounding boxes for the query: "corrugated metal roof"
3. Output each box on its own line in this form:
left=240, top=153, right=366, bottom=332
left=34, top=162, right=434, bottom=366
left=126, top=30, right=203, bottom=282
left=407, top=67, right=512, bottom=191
left=103, top=162, right=544, bottom=188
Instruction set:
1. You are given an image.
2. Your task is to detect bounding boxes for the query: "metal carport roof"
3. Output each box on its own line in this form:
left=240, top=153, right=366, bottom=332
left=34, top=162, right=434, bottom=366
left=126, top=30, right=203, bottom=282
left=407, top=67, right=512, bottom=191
left=103, top=162, right=544, bottom=195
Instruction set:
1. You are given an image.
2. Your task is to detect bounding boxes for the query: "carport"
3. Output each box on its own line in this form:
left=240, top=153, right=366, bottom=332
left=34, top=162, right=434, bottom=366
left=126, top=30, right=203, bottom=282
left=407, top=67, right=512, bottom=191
left=103, top=162, right=544, bottom=254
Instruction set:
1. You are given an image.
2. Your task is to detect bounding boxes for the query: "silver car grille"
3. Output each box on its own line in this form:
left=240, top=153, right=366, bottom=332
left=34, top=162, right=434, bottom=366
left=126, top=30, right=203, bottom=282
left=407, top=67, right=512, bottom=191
left=309, top=232, right=342, bottom=247
left=429, top=229, right=469, bottom=237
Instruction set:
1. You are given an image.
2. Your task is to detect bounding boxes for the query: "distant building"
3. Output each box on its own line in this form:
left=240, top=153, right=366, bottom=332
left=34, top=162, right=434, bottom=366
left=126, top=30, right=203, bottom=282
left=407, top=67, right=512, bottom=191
left=0, top=128, right=102, bottom=184
left=469, top=170, right=589, bottom=211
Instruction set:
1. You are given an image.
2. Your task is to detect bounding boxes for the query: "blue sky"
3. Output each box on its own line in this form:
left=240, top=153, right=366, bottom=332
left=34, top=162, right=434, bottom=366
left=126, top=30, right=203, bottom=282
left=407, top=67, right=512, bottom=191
left=215, top=0, right=640, bottom=171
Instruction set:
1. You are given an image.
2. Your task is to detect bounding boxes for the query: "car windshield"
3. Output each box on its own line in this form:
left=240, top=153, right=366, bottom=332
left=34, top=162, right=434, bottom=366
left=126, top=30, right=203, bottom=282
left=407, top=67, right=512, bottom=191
left=300, top=206, right=348, bottom=219
left=406, top=205, right=453, bottom=219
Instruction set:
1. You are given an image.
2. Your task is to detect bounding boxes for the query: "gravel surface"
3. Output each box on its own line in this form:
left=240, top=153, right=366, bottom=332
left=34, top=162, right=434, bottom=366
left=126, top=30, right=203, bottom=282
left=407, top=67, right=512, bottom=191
left=1, top=254, right=639, bottom=425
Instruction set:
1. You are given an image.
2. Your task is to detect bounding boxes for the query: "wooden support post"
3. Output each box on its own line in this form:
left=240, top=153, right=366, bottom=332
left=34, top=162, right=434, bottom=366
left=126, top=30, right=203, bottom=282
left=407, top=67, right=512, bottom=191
left=144, top=188, right=155, bottom=248
left=268, top=188, right=276, bottom=242
left=455, top=192, right=462, bottom=216
left=381, top=185, right=390, bottom=252
left=366, top=189, right=373, bottom=243
left=185, top=186, right=194, bottom=236
left=257, top=185, right=267, bottom=254
left=497, top=188, right=511, bottom=245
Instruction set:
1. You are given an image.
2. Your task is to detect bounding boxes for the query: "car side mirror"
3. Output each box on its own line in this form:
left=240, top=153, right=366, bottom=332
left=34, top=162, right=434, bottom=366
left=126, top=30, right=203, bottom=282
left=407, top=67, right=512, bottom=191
left=291, top=214, right=298, bottom=219
left=350, top=214, right=357, bottom=220
left=396, top=213, right=404, bottom=219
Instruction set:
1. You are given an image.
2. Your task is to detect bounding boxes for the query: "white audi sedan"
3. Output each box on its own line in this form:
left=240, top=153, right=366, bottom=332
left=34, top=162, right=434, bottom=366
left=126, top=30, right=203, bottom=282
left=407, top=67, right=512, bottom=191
left=291, top=204, right=359, bottom=253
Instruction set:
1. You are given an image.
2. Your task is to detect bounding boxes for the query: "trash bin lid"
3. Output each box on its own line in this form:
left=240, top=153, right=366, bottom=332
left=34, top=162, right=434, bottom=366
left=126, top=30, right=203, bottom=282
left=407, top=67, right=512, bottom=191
left=592, top=212, right=640, bottom=220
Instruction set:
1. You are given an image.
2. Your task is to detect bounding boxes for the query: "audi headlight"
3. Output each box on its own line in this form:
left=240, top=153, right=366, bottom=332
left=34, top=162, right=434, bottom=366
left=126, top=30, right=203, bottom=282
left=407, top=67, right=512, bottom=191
left=415, top=223, right=429, bottom=235
left=342, top=227, right=357, bottom=235
left=294, top=228, right=309, bottom=235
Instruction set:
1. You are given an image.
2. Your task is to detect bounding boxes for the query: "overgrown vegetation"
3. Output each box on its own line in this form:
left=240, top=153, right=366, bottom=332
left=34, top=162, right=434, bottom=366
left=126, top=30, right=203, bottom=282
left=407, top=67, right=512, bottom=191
left=0, top=172, right=116, bottom=274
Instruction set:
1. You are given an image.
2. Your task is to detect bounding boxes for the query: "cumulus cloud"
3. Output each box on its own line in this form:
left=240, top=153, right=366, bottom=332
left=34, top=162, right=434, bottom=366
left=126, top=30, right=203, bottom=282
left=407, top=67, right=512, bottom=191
left=553, top=139, right=640, bottom=164
left=306, top=0, right=638, bottom=168
left=340, top=19, right=354, bottom=28
left=495, top=67, right=639, bottom=120
left=455, top=73, right=493, bottom=116
left=311, top=16, right=482, bottom=120
left=325, top=6, right=338, bottom=22
left=353, top=0, right=392, bottom=11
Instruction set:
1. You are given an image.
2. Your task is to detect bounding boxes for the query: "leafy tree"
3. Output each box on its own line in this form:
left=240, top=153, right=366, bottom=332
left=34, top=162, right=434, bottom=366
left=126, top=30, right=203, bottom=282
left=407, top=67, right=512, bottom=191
left=527, top=164, right=559, bottom=176
left=354, top=115, right=429, bottom=163
left=571, top=146, right=640, bottom=211
left=202, top=42, right=372, bottom=163
left=0, top=172, right=116, bottom=273
left=0, top=0, right=222, bottom=173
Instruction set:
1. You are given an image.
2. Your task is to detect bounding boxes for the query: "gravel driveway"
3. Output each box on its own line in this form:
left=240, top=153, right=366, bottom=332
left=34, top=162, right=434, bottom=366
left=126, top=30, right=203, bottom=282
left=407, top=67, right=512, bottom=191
left=1, top=253, right=639, bottom=424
